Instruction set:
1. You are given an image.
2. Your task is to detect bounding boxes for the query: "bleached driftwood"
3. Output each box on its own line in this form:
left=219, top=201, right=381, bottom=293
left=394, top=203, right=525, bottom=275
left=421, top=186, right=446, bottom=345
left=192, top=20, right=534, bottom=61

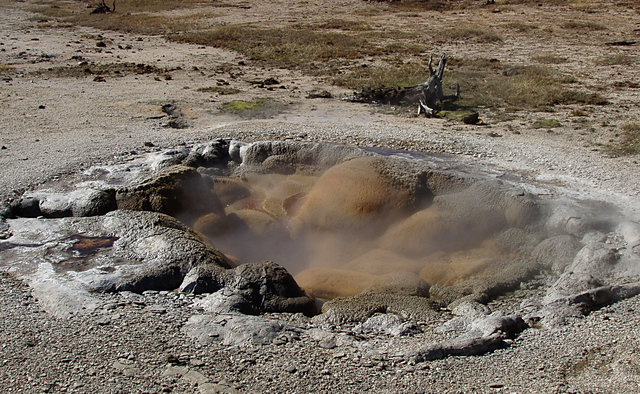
left=91, top=0, right=116, bottom=14
left=351, top=53, right=459, bottom=117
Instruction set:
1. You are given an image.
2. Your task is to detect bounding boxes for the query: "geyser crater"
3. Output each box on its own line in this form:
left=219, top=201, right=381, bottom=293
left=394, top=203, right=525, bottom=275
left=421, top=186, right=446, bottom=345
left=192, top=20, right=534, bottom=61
left=1, top=139, right=639, bottom=359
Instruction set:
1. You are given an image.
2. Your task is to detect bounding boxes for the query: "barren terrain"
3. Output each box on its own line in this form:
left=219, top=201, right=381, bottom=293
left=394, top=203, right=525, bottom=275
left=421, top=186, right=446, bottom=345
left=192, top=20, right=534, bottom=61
left=1, top=0, right=639, bottom=392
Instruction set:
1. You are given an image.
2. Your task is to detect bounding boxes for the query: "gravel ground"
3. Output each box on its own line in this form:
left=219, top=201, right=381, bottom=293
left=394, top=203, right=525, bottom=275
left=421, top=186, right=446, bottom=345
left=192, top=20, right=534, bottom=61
left=2, top=1, right=640, bottom=392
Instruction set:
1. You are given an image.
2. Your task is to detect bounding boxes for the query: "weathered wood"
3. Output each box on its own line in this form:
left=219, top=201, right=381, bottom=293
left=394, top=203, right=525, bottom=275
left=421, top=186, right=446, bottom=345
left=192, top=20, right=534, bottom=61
left=91, top=0, right=116, bottom=14
left=351, top=53, right=459, bottom=117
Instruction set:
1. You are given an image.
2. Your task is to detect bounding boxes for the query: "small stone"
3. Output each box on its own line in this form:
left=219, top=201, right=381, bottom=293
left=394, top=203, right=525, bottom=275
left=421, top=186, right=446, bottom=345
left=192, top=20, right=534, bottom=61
left=489, top=383, right=504, bottom=388
left=38, top=105, right=45, bottom=109
left=285, top=365, right=297, bottom=373
left=149, top=305, right=167, bottom=314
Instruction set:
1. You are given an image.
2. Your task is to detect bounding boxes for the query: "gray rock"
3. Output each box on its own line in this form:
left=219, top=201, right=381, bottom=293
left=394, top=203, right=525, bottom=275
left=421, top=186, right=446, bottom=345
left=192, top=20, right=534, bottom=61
left=227, top=261, right=318, bottom=316
left=410, top=314, right=526, bottom=362
left=179, top=264, right=227, bottom=295
left=237, top=140, right=365, bottom=174
left=540, top=283, right=640, bottom=327
left=317, top=293, right=440, bottom=325
left=116, top=165, right=223, bottom=217
left=532, top=235, right=582, bottom=274
left=194, top=289, right=256, bottom=315
left=183, top=139, right=229, bottom=168
left=23, top=188, right=117, bottom=218
left=183, top=314, right=299, bottom=346
left=353, top=313, right=419, bottom=336
left=148, top=147, right=191, bottom=170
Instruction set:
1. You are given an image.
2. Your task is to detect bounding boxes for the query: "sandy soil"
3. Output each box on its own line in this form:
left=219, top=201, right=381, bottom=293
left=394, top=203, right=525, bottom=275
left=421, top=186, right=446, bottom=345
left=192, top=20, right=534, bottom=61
left=1, top=0, right=640, bottom=392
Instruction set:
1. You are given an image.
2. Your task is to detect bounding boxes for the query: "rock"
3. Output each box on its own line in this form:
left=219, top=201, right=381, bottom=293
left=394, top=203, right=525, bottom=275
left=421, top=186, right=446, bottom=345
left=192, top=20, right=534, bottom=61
left=545, top=202, right=612, bottom=237
left=22, top=188, right=117, bottom=218
left=365, top=271, right=430, bottom=297
left=14, top=195, right=42, bottom=217
left=532, top=235, right=582, bottom=274
left=462, top=112, right=479, bottom=125
left=353, top=313, right=419, bottom=336
left=183, top=140, right=230, bottom=168
left=306, top=89, right=332, bottom=99
left=316, top=293, right=440, bottom=324
left=540, top=284, right=640, bottom=327
left=236, top=140, right=364, bottom=174
left=410, top=314, right=526, bottom=362
left=183, top=314, right=299, bottom=346
left=182, top=370, right=209, bottom=385
left=229, top=261, right=317, bottom=316
left=199, top=382, right=240, bottom=394
left=116, top=165, right=223, bottom=217
left=182, top=261, right=316, bottom=316
left=147, top=148, right=190, bottom=171
left=178, top=264, right=227, bottom=295
left=194, top=289, right=256, bottom=314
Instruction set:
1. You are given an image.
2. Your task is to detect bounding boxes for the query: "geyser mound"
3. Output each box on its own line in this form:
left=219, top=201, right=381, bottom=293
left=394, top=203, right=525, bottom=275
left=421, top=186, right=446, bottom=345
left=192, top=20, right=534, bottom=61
left=1, top=139, right=639, bottom=355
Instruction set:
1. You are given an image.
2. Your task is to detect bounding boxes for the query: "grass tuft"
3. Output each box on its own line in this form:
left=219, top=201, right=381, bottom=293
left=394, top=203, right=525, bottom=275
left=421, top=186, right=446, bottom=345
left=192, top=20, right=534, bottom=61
left=197, top=86, right=241, bottom=95
left=533, top=119, right=563, bottom=129
left=595, top=54, right=636, bottom=66
left=220, top=99, right=288, bottom=119
left=610, top=123, right=640, bottom=155
left=435, top=27, right=502, bottom=43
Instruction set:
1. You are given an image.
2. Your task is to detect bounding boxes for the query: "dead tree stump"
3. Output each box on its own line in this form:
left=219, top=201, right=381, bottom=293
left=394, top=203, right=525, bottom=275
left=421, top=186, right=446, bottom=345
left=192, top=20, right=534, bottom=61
left=91, top=0, right=116, bottom=14
left=351, top=53, right=459, bottom=117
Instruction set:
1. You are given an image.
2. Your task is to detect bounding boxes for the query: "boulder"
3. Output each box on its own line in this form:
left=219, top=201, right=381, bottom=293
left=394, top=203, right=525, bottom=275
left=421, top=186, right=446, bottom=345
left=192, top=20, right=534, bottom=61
left=532, top=235, right=582, bottom=274
left=116, top=165, right=223, bottom=217
left=316, top=293, right=440, bottom=325
left=18, top=188, right=116, bottom=218
left=229, top=261, right=317, bottom=316
left=352, top=313, right=419, bottom=336
left=183, top=314, right=299, bottom=346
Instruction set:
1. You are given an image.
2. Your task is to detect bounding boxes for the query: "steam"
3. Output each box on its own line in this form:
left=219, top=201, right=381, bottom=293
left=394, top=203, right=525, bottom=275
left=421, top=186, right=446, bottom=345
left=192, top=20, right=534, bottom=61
left=190, top=157, right=530, bottom=300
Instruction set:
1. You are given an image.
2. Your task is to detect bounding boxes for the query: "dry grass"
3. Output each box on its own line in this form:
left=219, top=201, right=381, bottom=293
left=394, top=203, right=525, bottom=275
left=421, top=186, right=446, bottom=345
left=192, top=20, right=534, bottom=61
left=435, top=26, right=502, bottom=43
left=31, top=0, right=614, bottom=114
left=533, top=54, right=569, bottom=64
left=220, top=99, right=289, bottom=119
left=197, top=86, right=241, bottom=95
left=561, top=20, right=607, bottom=30
left=332, top=62, right=429, bottom=90
left=595, top=54, right=636, bottom=66
left=610, top=123, right=640, bottom=156
left=172, top=25, right=383, bottom=72
left=447, top=60, right=607, bottom=109
left=502, top=22, right=538, bottom=32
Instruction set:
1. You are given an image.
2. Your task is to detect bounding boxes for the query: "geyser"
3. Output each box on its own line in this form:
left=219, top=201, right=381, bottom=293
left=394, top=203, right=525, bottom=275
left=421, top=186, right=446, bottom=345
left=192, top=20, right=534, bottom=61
left=189, top=155, right=534, bottom=301
left=1, top=139, right=639, bottom=334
